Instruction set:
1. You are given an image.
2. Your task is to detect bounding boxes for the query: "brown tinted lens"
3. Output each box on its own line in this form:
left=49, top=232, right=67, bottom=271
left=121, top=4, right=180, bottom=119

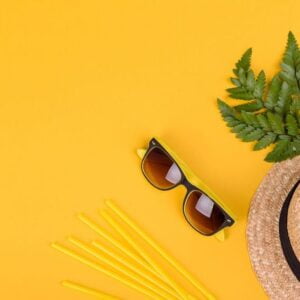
left=142, top=147, right=182, bottom=189
left=184, top=190, right=225, bottom=235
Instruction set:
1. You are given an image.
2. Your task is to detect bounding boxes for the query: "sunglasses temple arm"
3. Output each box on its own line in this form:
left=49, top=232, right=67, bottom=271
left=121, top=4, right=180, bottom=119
left=137, top=148, right=147, bottom=159
left=214, top=229, right=226, bottom=242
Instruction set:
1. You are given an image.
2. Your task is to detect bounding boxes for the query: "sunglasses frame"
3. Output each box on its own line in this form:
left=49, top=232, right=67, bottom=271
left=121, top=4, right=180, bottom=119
left=141, top=137, right=235, bottom=236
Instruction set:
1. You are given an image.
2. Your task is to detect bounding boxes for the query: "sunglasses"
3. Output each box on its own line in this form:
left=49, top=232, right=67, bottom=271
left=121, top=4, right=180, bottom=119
left=138, top=137, right=235, bottom=237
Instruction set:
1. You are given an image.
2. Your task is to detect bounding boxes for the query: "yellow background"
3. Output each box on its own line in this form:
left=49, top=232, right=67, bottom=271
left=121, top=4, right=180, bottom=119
left=1, top=1, right=298, bottom=299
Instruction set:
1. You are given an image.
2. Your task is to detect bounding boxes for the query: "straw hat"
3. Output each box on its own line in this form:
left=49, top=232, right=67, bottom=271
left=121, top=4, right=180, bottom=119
left=247, top=155, right=300, bottom=299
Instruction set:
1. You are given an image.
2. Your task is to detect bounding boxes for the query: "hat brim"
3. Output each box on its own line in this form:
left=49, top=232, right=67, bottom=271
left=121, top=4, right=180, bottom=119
left=247, top=156, right=300, bottom=299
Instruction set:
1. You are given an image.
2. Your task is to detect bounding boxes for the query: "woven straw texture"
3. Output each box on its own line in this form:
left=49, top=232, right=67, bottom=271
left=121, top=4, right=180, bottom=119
left=247, top=156, right=300, bottom=299
left=288, top=186, right=300, bottom=260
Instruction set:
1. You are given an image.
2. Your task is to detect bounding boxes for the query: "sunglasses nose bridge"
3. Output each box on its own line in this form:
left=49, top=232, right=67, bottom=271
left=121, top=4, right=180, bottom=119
left=181, top=177, right=193, bottom=191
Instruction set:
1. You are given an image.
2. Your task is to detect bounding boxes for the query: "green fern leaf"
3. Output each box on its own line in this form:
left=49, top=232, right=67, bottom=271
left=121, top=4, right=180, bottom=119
left=218, top=32, right=300, bottom=163
left=234, top=100, right=263, bottom=112
left=267, top=111, right=285, bottom=134
left=265, top=140, right=290, bottom=162
left=291, top=140, right=300, bottom=153
left=246, top=70, right=256, bottom=91
left=242, top=128, right=265, bottom=142
left=256, top=113, right=271, bottom=131
left=223, top=116, right=240, bottom=127
left=228, top=49, right=258, bottom=100
left=217, top=99, right=240, bottom=120
left=285, top=142, right=299, bottom=159
left=253, top=71, right=266, bottom=99
left=281, top=140, right=300, bottom=160
left=286, top=114, right=299, bottom=135
left=280, top=141, right=295, bottom=160
left=230, top=77, right=241, bottom=87
left=290, top=94, right=300, bottom=113
left=227, top=85, right=255, bottom=100
left=265, top=139, right=300, bottom=162
left=265, top=75, right=282, bottom=109
left=226, top=87, right=246, bottom=94
left=229, top=50, right=266, bottom=102
left=231, top=123, right=246, bottom=133
left=253, top=133, right=277, bottom=150
left=236, top=125, right=255, bottom=140
left=275, top=81, right=292, bottom=114
left=281, top=66, right=298, bottom=85
left=280, top=31, right=300, bottom=87
left=295, top=110, right=300, bottom=125
left=241, top=111, right=259, bottom=127
left=217, top=99, right=234, bottom=117
left=238, top=68, right=247, bottom=85
left=278, top=134, right=292, bottom=140
left=230, top=92, right=255, bottom=100
left=233, top=48, right=252, bottom=75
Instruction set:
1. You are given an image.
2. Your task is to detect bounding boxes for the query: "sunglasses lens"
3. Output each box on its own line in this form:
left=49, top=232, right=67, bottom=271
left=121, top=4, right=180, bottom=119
left=142, top=147, right=182, bottom=189
left=184, top=190, right=225, bottom=235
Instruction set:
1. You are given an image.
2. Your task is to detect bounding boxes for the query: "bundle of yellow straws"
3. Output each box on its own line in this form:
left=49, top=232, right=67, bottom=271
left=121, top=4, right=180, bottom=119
left=51, top=200, right=215, bottom=300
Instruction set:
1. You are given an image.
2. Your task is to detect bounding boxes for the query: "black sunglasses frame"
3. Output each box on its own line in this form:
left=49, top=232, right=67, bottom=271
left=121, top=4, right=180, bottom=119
left=141, top=138, right=234, bottom=236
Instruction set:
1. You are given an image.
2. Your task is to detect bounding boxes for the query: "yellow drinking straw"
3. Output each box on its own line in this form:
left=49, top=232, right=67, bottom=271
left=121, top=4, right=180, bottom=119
left=51, top=242, right=161, bottom=300
left=78, top=213, right=160, bottom=278
left=91, top=240, right=181, bottom=299
left=100, top=209, right=190, bottom=300
left=61, top=280, right=119, bottom=300
left=68, top=236, right=177, bottom=300
left=105, top=199, right=216, bottom=300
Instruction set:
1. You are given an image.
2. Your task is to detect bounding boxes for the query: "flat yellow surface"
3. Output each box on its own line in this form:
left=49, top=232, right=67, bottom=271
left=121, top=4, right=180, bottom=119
left=1, top=1, right=298, bottom=299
